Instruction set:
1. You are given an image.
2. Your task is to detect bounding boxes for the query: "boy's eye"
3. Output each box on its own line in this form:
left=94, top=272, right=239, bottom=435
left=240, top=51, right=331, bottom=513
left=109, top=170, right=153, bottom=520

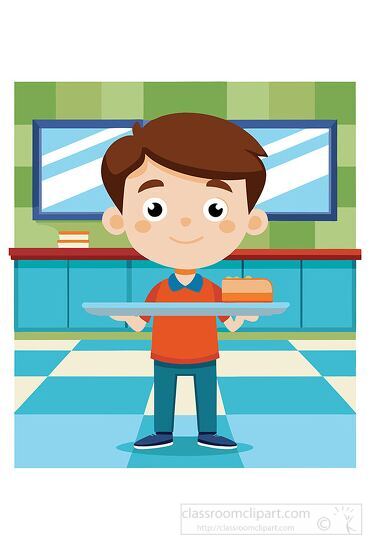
left=203, top=198, right=228, bottom=221
left=143, top=198, right=167, bottom=221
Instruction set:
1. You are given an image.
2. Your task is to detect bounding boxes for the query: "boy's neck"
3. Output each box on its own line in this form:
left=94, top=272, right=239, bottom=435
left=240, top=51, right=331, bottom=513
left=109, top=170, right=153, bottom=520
left=174, top=268, right=197, bottom=275
left=174, top=269, right=197, bottom=286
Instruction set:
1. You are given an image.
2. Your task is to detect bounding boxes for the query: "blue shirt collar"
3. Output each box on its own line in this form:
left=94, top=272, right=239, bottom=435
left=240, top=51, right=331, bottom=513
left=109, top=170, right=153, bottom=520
left=168, top=272, right=203, bottom=292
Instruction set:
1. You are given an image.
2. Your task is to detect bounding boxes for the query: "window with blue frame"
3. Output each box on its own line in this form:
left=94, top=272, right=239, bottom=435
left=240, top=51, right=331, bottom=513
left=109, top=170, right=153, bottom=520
left=33, top=120, right=141, bottom=220
left=32, top=119, right=337, bottom=221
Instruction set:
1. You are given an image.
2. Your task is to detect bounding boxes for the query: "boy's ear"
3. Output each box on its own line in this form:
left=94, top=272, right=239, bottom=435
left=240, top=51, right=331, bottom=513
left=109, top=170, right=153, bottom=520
left=246, top=208, right=268, bottom=236
left=102, top=207, right=125, bottom=235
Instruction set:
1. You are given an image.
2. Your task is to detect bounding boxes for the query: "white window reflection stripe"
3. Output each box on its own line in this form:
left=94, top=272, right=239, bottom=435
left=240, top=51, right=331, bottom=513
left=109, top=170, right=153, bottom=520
left=41, top=128, right=130, bottom=167
left=263, top=128, right=328, bottom=157
left=42, top=159, right=102, bottom=209
left=257, top=146, right=329, bottom=203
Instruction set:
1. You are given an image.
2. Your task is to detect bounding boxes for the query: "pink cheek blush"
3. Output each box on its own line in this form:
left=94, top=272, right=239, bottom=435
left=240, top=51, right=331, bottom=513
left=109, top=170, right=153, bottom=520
left=135, top=220, right=152, bottom=233
left=219, top=220, right=235, bottom=233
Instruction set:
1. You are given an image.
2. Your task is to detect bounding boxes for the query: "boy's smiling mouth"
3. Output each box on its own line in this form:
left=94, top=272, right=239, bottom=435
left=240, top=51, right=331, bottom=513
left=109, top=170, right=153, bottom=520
left=169, top=236, right=204, bottom=244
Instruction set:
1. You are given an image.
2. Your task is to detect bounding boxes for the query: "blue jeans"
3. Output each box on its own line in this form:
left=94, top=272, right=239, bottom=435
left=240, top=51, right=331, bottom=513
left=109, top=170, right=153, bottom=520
left=154, top=360, right=217, bottom=434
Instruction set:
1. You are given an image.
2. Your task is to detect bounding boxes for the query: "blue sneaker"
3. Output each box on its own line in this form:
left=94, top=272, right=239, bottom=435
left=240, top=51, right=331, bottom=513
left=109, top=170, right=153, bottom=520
left=134, top=433, right=173, bottom=450
left=198, top=433, right=237, bottom=450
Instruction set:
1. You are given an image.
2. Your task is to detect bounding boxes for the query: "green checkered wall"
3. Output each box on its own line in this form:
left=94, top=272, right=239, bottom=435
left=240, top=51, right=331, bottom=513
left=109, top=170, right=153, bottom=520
left=14, top=82, right=356, bottom=248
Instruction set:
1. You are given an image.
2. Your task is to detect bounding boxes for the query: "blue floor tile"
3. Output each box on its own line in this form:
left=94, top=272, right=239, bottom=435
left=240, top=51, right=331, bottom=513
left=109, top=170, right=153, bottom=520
left=16, top=377, right=153, bottom=415
left=15, top=414, right=143, bottom=467
left=300, top=351, right=356, bottom=376
left=15, top=351, right=70, bottom=376
left=127, top=416, right=245, bottom=468
left=227, top=414, right=356, bottom=467
left=218, top=377, right=354, bottom=414
left=219, top=340, right=295, bottom=351
left=74, top=340, right=152, bottom=351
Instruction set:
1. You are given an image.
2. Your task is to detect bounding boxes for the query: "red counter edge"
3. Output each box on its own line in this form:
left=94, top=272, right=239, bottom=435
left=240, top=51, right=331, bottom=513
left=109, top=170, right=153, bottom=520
left=9, top=248, right=362, bottom=260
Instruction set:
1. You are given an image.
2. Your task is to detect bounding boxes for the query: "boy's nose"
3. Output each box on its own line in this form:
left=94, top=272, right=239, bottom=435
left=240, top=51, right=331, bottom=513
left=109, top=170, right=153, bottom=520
left=180, top=217, right=191, bottom=226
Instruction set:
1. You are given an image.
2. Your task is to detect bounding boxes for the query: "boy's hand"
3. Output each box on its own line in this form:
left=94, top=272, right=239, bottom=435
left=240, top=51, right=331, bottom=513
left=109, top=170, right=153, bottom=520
left=224, top=315, right=259, bottom=332
left=236, top=315, right=259, bottom=323
left=110, top=315, right=147, bottom=332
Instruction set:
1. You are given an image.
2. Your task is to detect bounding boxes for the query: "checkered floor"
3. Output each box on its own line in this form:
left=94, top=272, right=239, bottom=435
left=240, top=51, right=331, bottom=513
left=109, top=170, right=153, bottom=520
left=14, top=339, right=356, bottom=468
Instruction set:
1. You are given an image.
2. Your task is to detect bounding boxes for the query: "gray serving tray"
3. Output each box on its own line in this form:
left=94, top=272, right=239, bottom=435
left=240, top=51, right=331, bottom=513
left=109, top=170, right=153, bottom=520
left=82, top=302, right=290, bottom=317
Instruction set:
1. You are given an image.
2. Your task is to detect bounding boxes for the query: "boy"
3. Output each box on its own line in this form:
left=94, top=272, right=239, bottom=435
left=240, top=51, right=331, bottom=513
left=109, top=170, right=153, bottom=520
left=101, top=113, right=268, bottom=450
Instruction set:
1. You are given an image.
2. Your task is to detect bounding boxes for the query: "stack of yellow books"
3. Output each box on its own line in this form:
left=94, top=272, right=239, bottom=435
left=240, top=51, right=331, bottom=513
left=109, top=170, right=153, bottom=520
left=57, top=231, right=90, bottom=248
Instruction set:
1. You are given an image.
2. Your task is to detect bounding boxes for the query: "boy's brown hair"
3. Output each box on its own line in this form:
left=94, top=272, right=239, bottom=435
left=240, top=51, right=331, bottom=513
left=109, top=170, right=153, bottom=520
left=101, top=113, right=267, bottom=213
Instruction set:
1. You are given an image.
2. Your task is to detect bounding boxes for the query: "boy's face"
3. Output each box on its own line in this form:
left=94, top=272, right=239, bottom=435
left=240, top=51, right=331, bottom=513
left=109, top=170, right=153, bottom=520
left=103, top=157, right=268, bottom=270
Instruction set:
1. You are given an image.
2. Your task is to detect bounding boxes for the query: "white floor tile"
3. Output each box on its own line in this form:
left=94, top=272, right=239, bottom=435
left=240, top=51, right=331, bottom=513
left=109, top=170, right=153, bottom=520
left=15, top=376, right=46, bottom=409
left=325, top=376, right=356, bottom=410
left=144, top=380, right=225, bottom=415
left=14, top=340, right=80, bottom=351
left=290, top=340, right=356, bottom=351
left=50, top=351, right=153, bottom=376
left=217, top=350, right=320, bottom=376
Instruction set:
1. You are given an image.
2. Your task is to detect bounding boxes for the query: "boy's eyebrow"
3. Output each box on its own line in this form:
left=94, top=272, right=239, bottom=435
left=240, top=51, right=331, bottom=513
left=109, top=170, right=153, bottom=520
left=206, top=179, right=232, bottom=192
left=138, top=179, right=165, bottom=193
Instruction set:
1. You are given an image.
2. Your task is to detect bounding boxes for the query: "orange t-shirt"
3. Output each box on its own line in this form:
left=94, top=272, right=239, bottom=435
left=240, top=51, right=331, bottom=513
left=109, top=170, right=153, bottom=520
left=141, top=274, right=229, bottom=364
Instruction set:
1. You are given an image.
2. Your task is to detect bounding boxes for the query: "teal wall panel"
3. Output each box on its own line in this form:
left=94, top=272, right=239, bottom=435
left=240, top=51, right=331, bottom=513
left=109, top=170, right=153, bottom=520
left=69, top=260, right=128, bottom=329
left=242, top=260, right=301, bottom=330
left=15, top=260, right=68, bottom=330
left=302, top=260, right=355, bottom=329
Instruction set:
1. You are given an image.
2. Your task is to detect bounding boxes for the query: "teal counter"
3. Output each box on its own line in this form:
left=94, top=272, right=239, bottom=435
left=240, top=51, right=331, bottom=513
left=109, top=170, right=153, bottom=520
left=14, top=259, right=356, bottom=332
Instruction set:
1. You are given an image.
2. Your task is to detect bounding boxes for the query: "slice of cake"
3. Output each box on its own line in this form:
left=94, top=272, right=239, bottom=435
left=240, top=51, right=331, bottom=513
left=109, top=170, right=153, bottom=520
left=222, top=276, right=273, bottom=302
